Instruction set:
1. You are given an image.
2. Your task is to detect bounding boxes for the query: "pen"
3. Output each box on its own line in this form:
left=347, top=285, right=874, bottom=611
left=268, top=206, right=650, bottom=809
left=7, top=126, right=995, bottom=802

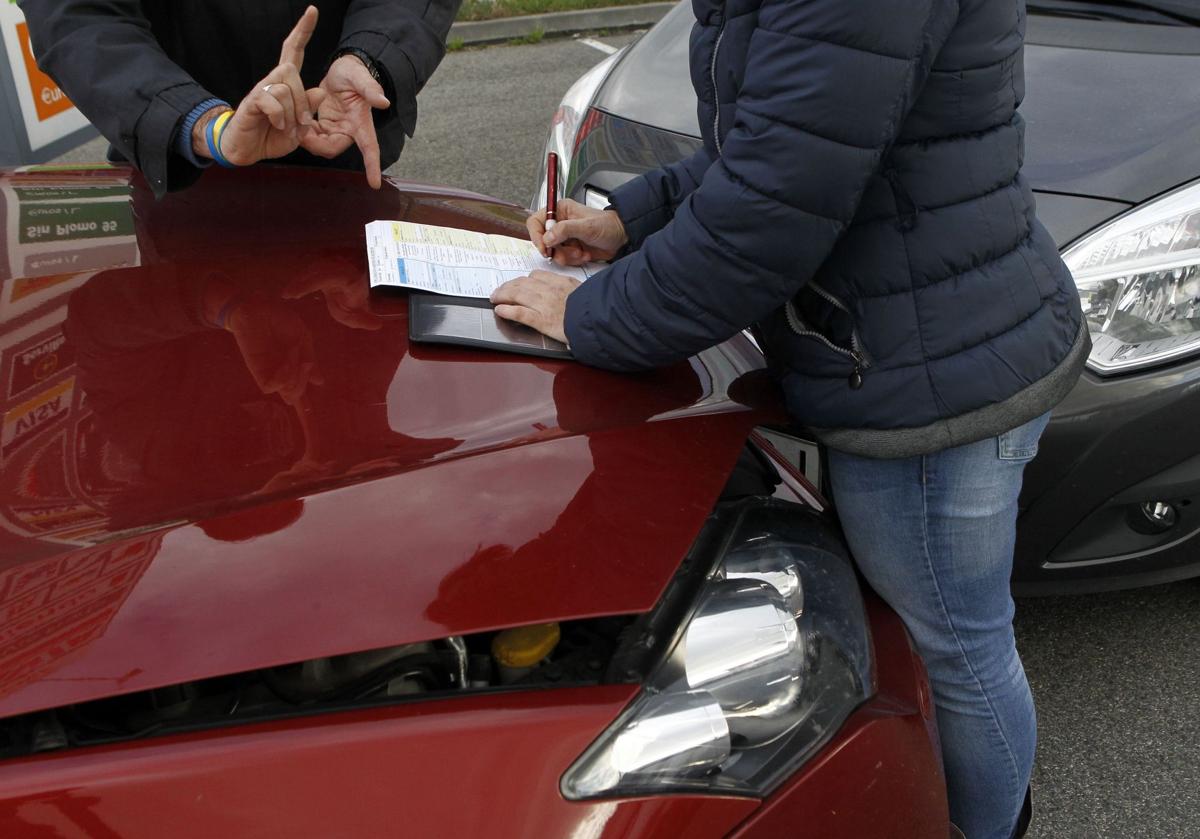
left=545, top=152, right=558, bottom=259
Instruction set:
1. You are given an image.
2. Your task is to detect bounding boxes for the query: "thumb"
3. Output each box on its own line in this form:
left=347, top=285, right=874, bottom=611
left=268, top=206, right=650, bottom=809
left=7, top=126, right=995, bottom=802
left=358, top=76, right=390, bottom=110
left=306, top=86, right=328, bottom=115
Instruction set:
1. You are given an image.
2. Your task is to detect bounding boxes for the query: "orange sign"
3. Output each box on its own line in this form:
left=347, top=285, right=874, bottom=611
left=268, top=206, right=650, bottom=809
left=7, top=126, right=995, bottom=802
left=15, top=21, right=73, bottom=122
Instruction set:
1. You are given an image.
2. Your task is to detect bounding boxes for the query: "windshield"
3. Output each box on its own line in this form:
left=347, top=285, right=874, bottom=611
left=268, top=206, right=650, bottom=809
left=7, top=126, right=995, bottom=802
left=1029, top=0, right=1200, bottom=25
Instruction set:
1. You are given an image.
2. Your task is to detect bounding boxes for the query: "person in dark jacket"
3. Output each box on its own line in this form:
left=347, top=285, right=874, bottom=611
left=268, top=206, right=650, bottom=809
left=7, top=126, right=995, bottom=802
left=494, top=0, right=1087, bottom=836
left=19, top=1, right=458, bottom=197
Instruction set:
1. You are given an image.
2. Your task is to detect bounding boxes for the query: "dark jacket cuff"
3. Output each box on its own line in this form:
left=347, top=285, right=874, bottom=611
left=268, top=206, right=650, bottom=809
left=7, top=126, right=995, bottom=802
left=338, top=30, right=419, bottom=137
left=565, top=271, right=625, bottom=371
left=133, top=81, right=215, bottom=198
left=607, top=176, right=671, bottom=252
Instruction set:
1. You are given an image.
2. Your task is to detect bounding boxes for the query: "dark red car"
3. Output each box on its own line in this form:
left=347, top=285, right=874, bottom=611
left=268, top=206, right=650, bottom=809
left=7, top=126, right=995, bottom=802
left=0, top=166, right=946, bottom=838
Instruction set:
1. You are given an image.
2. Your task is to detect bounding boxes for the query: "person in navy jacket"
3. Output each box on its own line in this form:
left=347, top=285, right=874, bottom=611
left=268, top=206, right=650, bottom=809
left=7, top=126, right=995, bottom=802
left=494, top=1, right=1086, bottom=836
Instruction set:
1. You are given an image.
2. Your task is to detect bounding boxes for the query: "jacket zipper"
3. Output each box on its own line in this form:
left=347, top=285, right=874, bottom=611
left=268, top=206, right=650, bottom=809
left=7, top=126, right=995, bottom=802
left=710, top=26, right=726, bottom=154
left=785, top=284, right=871, bottom=389
left=709, top=20, right=864, bottom=388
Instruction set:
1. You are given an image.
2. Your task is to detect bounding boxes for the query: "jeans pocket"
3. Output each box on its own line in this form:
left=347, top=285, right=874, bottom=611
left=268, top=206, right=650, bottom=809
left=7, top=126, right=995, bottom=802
left=997, top=411, right=1052, bottom=462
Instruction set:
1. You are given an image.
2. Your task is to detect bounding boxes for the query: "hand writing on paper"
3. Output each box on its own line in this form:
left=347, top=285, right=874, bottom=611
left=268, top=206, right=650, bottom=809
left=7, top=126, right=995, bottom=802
left=526, top=198, right=627, bottom=267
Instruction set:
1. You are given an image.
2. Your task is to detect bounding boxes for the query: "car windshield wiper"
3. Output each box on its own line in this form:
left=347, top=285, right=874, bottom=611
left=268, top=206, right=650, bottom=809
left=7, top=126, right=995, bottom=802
left=1028, top=0, right=1200, bottom=26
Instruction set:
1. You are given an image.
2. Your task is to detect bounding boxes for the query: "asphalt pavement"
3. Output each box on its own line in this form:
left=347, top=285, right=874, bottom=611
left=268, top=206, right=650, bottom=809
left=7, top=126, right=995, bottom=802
left=389, top=33, right=640, bottom=205
left=50, top=31, right=1200, bottom=839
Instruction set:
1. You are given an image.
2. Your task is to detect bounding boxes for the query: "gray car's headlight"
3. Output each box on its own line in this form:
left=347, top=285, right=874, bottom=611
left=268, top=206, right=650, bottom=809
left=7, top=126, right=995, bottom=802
left=561, top=500, right=872, bottom=799
left=530, top=50, right=623, bottom=211
left=1064, top=179, right=1200, bottom=375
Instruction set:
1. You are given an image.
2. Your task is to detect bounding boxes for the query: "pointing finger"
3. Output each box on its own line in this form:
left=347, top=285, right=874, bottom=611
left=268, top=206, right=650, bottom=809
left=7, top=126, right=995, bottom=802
left=543, top=217, right=589, bottom=247
left=280, top=5, right=318, bottom=68
left=355, top=119, right=383, bottom=189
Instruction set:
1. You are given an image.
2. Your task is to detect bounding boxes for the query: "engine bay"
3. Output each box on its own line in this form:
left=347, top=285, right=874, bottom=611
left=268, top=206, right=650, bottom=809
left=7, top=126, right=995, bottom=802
left=0, top=616, right=635, bottom=760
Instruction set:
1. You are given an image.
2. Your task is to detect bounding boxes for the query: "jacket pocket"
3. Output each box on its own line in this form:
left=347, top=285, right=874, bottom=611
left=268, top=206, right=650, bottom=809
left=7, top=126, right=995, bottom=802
left=785, top=283, right=871, bottom=389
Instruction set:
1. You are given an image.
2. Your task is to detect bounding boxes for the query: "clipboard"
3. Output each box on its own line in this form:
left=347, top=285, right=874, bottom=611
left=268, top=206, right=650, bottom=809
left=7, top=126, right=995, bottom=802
left=407, top=292, right=573, bottom=360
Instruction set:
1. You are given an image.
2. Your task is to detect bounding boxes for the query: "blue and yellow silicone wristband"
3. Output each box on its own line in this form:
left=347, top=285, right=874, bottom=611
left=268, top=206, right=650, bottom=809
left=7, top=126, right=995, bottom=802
left=205, top=110, right=236, bottom=168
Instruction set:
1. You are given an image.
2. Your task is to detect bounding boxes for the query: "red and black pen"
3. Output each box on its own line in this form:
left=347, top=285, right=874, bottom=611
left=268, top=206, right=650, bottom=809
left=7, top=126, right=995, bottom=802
left=545, top=152, right=558, bottom=259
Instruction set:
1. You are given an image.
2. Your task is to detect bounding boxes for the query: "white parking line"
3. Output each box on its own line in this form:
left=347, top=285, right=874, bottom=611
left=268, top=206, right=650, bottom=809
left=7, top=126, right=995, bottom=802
left=578, top=37, right=618, bottom=55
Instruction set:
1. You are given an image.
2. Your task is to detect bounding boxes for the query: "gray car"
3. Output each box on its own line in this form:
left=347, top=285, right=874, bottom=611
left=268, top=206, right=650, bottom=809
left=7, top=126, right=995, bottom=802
left=536, top=0, right=1200, bottom=594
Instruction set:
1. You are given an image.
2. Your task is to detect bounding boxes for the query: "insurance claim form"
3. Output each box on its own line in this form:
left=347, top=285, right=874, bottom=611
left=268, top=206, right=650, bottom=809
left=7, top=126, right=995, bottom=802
left=365, top=220, right=600, bottom=297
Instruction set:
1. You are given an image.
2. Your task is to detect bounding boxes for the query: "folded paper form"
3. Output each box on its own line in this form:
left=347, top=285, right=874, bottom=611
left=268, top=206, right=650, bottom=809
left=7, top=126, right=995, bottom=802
left=365, top=220, right=599, bottom=298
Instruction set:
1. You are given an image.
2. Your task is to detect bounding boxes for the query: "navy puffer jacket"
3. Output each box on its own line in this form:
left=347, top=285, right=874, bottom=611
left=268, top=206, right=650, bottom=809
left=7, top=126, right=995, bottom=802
left=563, top=0, right=1089, bottom=457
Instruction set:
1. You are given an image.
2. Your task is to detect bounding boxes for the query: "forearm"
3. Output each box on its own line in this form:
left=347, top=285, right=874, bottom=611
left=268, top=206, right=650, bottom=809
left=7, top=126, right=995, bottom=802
left=19, top=0, right=216, bottom=196
left=606, top=145, right=716, bottom=251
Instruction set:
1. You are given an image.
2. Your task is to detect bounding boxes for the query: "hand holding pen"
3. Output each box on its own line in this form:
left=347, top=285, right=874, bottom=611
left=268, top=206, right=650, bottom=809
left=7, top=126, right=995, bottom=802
left=525, top=162, right=628, bottom=268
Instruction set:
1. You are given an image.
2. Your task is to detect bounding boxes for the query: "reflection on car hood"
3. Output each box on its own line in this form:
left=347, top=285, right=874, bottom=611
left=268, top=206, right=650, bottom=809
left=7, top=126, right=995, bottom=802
left=0, top=166, right=781, bottom=718
left=594, top=10, right=1200, bottom=204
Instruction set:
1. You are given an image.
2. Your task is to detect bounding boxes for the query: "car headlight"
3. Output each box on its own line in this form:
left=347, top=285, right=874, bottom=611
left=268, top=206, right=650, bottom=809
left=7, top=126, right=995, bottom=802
left=561, top=500, right=872, bottom=799
left=1064, top=179, right=1200, bottom=374
left=530, top=50, right=624, bottom=211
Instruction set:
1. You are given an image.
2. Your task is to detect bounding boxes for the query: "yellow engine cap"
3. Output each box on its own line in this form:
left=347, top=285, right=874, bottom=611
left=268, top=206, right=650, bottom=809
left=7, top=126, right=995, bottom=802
left=492, top=622, right=561, bottom=668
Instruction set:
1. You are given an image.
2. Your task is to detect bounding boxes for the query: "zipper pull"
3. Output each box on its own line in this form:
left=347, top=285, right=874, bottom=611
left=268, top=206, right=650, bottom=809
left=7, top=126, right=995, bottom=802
left=849, top=363, right=864, bottom=390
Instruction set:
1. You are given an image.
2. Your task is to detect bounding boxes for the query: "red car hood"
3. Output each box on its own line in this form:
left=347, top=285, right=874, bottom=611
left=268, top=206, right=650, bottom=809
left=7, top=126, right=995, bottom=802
left=0, top=166, right=780, bottom=719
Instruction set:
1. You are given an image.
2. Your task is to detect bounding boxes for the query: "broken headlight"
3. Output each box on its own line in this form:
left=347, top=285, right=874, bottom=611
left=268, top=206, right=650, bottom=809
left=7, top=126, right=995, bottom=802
left=561, top=500, right=871, bottom=799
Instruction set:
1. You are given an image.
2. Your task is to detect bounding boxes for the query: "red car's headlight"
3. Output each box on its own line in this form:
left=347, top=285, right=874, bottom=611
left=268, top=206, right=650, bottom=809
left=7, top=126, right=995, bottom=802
left=561, top=499, right=872, bottom=800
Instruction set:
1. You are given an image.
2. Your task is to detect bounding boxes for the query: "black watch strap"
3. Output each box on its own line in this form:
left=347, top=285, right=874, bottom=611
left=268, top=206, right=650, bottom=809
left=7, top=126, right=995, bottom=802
left=333, top=47, right=383, bottom=84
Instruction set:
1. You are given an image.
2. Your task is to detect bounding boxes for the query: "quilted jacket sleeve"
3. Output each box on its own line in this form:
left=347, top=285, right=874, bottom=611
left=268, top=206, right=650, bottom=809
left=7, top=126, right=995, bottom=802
left=564, top=0, right=957, bottom=371
left=607, top=144, right=717, bottom=251
left=19, top=0, right=216, bottom=197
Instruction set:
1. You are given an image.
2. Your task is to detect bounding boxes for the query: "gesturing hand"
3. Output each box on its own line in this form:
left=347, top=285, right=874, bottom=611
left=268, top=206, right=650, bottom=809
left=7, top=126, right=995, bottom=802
left=490, top=270, right=581, bottom=345
left=301, top=55, right=391, bottom=188
left=216, top=5, right=326, bottom=166
left=527, top=198, right=628, bottom=267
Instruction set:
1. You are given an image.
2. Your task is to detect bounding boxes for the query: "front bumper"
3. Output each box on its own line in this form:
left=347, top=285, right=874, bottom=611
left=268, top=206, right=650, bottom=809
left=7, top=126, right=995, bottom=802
left=0, top=594, right=946, bottom=839
left=1014, top=354, right=1200, bottom=594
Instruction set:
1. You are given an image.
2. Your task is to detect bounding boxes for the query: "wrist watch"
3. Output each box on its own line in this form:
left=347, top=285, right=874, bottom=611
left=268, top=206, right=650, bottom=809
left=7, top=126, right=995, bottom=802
left=333, top=47, right=383, bottom=85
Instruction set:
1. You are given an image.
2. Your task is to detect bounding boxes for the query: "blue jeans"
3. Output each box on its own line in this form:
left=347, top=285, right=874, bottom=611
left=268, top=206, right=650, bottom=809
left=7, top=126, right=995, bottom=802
left=827, top=412, right=1051, bottom=839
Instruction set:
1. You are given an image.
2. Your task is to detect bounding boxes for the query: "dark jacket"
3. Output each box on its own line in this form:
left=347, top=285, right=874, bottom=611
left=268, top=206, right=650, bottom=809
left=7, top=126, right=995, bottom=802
left=564, top=0, right=1089, bottom=457
left=19, top=0, right=458, bottom=198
